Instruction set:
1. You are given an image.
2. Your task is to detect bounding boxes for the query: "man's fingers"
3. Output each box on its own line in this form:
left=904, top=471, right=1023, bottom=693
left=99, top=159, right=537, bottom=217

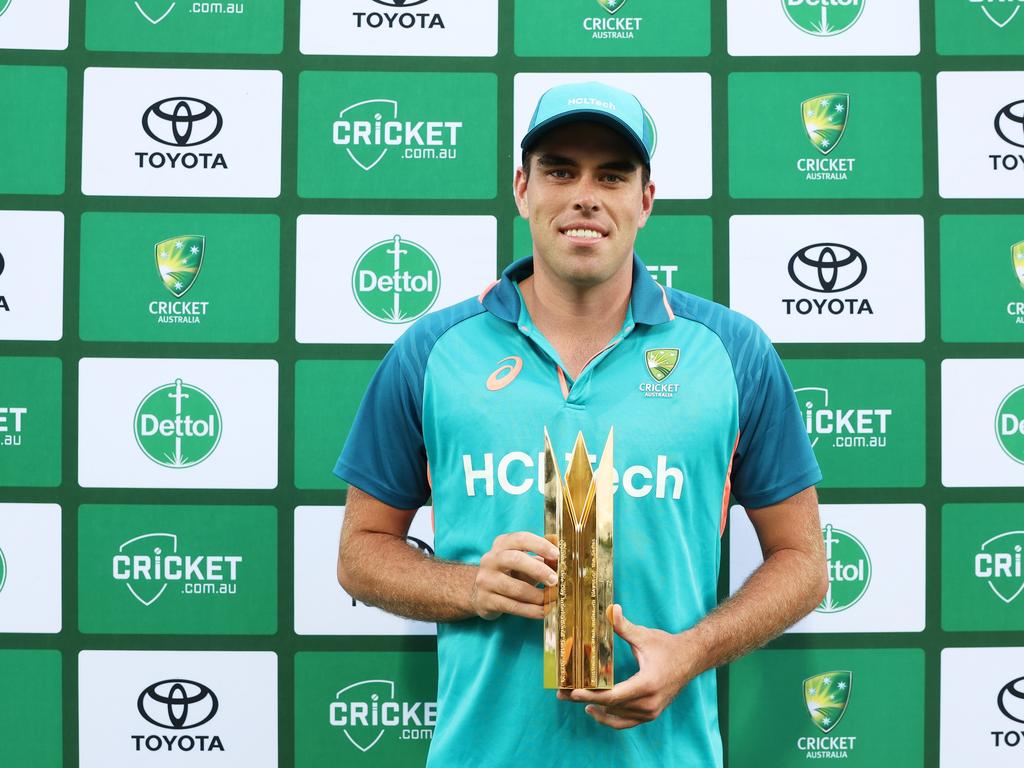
left=492, top=531, right=559, bottom=560
left=566, top=672, right=649, bottom=706
left=584, top=704, right=643, bottom=730
left=494, top=549, right=557, bottom=586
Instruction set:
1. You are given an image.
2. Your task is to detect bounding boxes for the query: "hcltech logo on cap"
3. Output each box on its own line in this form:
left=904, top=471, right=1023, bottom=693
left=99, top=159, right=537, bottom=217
left=782, top=0, right=865, bottom=36
left=352, top=235, right=440, bottom=324
left=134, top=379, right=222, bottom=468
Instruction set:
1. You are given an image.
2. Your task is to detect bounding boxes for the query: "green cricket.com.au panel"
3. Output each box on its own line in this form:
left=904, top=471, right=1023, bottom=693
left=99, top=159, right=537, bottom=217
left=0, top=356, right=62, bottom=488
left=77, top=505, right=278, bottom=635
left=0, top=65, right=67, bottom=195
left=79, top=212, right=280, bottom=343
left=728, top=71, right=923, bottom=199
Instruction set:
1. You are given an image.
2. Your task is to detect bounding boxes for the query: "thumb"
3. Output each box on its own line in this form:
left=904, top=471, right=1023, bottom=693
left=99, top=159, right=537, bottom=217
left=611, top=604, right=645, bottom=647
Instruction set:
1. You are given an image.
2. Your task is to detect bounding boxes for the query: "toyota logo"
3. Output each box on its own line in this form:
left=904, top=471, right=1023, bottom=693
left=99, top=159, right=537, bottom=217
left=137, top=679, right=219, bottom=730
left=788, top=243, right=867, bottom=293
left=142, top=98, right=223, bottom=147
left=999, top=676, right=1024, bottom=724
left=372, top=0, right=429, bottom=6
left=995, top=100, right=1024, bottom=148
left=406, top=535, right=435, bottom=556
left=0, top=251, right=5, bottom=277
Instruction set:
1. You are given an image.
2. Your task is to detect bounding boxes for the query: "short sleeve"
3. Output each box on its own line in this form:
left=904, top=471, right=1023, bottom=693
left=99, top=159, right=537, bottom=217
left=729, top=334, right=821, bottom=509
left=333, top=339, right=430, bottom=510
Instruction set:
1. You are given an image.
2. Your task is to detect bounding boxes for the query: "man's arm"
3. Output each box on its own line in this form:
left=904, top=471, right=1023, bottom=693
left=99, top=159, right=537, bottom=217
left=337, top=485, right=559, bottom=623
left=565, top=485, right=827, bottom=729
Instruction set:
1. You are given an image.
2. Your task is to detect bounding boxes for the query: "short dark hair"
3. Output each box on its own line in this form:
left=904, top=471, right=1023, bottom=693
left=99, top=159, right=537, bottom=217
left=521, top=149, right=651, bottom=188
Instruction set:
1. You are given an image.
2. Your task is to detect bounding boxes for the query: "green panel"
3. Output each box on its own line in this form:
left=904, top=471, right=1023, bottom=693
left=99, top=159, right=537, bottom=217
left=728, top=72, right=922, bottom=199
left=77, top=505, right=277, bottom=635
left=295, top=651, right=437, bottom=767
left=943, top=504, right=1024, bottom=632
left=0, top=67, right=66, bottom=195
left=936, top=0, right=1024, bottom=55
left=79, top=212, right=280, bottom=342
left=298, top=71, right=498, bottom=199
left=513, top=215, right=714, bottom=300
left=783, top=359, right=926, bottom=488
left=295, top=359, right=381, bottom=490
left=0, top=357, right=61, bottom=487
left=85, top=0, right=284, bottom=53
left=514, top=0, right=710, bottom=57
left=940, top=215, right=1024, bottom=343
left=729, top=648, right=924, bottom=767
left=0, top=651, right=62, bottom=768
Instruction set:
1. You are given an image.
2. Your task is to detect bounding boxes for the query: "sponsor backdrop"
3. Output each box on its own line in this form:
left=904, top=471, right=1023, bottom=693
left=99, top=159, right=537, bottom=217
left=0, top=1, right=1021, bottom=766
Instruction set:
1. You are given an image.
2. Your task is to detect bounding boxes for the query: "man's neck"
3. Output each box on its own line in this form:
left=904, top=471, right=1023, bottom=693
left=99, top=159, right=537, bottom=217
left=518, top=255, right=632, bottom=350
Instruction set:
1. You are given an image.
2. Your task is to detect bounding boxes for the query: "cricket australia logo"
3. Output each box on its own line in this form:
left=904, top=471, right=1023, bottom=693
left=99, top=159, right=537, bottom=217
left=329, top=679, right=436, bottom=752
left=804, top=670, right=852, bottom=733
left=133, top=379, right=222, bottom=468
left=1013, top=240, right=1024, bottom=291
left=802, top=93, right=849, bottom=155
left=782, top=0, right=864, bottom=36
left=352, top=235, right=440, bottom=323
left=596, top=0, right=628, bottom=13
left=156, top=236, right=205, bottom=298
left=645, top=349, right=679, bottom=381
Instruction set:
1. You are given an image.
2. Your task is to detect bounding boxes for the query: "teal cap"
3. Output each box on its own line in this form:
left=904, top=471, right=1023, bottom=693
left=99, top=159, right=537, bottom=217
left=521, top=81, right=654, bottom=165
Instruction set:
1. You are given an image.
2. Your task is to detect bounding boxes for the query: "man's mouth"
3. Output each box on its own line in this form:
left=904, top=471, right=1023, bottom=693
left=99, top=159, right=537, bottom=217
left=560, top=227, right=607, bottom=240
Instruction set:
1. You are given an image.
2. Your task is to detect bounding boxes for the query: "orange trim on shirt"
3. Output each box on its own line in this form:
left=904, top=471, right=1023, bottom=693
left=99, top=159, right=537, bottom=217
left=658, top=283, right=674, bottom=321
left=719, top=432, right=741, bottom=537
left=556, top=366, right=570, bottom=399
left=478, top=279, right=500, bottom=302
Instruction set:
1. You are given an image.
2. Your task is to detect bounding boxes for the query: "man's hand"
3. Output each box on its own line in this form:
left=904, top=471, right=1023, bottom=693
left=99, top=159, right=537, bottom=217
left=470, top=532, right=559, bottom=621
left=557, top=604, right=697, bottom=729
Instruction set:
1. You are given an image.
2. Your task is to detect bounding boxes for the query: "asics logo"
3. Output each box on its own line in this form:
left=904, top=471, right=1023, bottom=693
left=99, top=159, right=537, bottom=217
left=486, top=356, right=522, bottom=391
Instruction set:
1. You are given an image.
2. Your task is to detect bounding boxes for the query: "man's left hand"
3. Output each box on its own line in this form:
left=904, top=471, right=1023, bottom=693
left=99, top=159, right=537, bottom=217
left=556, top=604, right=703, bottom=730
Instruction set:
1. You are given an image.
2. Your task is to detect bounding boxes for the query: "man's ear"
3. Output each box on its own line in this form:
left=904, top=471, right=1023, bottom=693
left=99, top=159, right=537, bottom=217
left=637, top=181, right=656, bottom=229
left=513, top=167, right=530, bottom=219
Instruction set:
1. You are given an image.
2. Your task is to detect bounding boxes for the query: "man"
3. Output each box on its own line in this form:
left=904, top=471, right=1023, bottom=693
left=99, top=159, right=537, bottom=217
left=335, top=82, right=827, bottom=766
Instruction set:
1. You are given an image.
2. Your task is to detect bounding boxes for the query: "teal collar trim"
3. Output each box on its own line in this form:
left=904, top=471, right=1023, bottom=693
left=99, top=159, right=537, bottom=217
left=481, top=253, right=674, bottom=326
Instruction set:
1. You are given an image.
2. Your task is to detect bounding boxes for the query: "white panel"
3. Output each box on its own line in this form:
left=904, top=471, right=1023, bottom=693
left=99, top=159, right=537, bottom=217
left=0, top=211, right=64, bottom=341
left=0, top=504, right=61, bottom=633
left=0, top=0, right=69, bottom=50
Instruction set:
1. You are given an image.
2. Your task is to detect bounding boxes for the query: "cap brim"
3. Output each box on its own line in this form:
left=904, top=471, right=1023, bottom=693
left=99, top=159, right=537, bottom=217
left=520, top=109, right=651, bottom=166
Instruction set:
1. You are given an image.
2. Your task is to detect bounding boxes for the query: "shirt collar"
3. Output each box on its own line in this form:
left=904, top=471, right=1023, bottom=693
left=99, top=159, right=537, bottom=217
left=480, top=252, right=674, bottom=326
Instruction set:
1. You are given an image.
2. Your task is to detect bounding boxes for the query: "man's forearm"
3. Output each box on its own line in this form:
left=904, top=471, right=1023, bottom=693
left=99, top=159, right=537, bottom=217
left=339, top=530, right=479, bottom=623
left=685, top=546, right=827, bottom=676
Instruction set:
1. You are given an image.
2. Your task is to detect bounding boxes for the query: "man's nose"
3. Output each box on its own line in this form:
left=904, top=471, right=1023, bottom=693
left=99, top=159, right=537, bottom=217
left=572, top=176, right=600, bottom=211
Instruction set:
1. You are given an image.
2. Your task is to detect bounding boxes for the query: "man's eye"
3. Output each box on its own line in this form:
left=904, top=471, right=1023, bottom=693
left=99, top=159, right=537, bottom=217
left=548, top=169, right=571, bottom=179
left=602, top=174, right=623, bottom=183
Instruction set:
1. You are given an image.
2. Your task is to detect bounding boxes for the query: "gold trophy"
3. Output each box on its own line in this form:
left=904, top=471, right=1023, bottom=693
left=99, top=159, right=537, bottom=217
left=543, top=427, right=614, bottom=690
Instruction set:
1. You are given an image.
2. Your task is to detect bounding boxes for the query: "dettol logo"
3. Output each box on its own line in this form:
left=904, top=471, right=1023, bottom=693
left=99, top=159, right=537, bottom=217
left=782, top=0, right=865, bottom=36
left=817, top=524, right=871, bottom=613
left=997, top=385, right=1024, bottom=464
left=352, top=235, right=440, bottom=324
left=133, top=379, right=222, bottom=468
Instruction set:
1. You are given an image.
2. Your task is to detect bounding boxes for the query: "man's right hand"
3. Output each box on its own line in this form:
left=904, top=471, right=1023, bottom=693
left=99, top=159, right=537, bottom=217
left=470, top=532, right=559, bottom=621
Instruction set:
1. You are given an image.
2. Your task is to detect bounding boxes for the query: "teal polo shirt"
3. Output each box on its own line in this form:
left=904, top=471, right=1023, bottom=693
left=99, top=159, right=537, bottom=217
left=335, top=253, right=820, bottom=768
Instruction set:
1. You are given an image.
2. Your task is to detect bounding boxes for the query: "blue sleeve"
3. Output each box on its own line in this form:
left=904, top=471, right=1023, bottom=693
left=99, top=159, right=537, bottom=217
left=333, top=334, right=430, bottom=510
left=731, top=330, right=821, bottom=508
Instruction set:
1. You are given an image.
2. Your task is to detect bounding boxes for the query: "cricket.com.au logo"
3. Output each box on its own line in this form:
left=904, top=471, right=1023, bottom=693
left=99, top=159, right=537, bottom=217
left=584, top=0, right=644, bottom=40
left=975, top=530, right=1024, bottom=605
left=329, top=679, right=436, bottom=752
left=971, top=0, right=1022, bottom=29
left=134, top=678, right=225, bottom=753
left=352, top=235, right=440, bottom=323
left=638, top=348, right=680, bottom=399
left=136, top=96, right=228, bottom=171
left=799, top=93, right=855, bottom=182
left=996, top=385, right=1024, bottom=465
left=782, top=0, right=865, bottom=37
left=150, top=235, right=208, bottom=325
left=113, top=532, right=243, bottom=606
left=134, top=1, right=248, bottom=26
left=784, top=243, right=872, bottom=317
left=332, top=99, right=462, bottom=172
left=352, top=0, right=445, bottom=30
left=798, top=670, right=856, bottom=758
left=797, top=386, right=891, bottom=450
left=133, top=379, right=222, bottom=468
left=818, top=524, right=871, bottom=613
left=0, top=403, right=27, bottom=448
left=992, top=100, right=1024, bottom=173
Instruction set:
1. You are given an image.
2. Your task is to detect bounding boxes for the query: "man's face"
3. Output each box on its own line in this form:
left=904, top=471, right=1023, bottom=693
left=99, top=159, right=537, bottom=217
left=513, top=121, right=655, bottom=288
